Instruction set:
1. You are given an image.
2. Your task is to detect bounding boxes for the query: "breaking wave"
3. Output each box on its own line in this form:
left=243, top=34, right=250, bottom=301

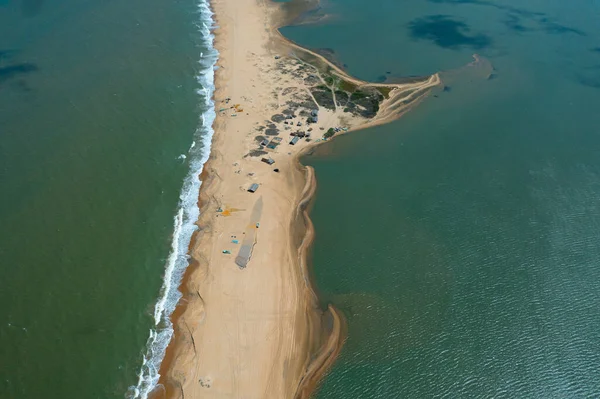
left=127, top=0, right=219, bottom=397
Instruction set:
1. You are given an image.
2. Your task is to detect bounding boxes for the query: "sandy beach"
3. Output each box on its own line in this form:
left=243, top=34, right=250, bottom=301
left=152, top=0, right=440, bottom=398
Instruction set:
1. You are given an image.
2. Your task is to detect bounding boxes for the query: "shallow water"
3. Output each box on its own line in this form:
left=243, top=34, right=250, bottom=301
left=289, top=0, right=600, bottom=397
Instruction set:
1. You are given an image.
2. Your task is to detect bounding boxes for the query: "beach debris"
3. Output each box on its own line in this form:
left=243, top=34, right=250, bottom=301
left=247, top=172, right=255, bottom=176
left=273, top=168, right=280, bottom=173
left=232, top=239, right=239, bottom=244
left=256, top=223, right=260, bottom=228
left=274, top=55, right=281, bottom=60
left=199, top=377, right=212, bottom=388
left=222, top=250, right=231, bottom=254
left=217, top=207, right=223, bottom=212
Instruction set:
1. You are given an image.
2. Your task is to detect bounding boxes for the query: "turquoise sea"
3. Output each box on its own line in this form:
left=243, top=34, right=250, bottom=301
left=283, top=0, right=600, bottom=397
left=0, top=0, right=217, bottom=397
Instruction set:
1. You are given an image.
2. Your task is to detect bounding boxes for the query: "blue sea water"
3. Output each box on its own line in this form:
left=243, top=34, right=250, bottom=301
left=0, top=0, right=217, bottom=397
left=284, top=0, right=600, bottom=397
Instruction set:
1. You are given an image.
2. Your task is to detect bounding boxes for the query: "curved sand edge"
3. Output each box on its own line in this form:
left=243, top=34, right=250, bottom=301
left=152, top=0, right=441, bottom=398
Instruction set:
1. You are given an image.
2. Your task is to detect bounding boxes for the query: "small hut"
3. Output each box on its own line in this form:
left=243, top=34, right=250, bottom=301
left=248, top=183, right=259, bottom=193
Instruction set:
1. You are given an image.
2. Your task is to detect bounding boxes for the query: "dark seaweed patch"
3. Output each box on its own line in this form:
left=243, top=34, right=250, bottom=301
left=408, top=15, right=492, bottom=49
left=0, top=63, right=38, bottom=84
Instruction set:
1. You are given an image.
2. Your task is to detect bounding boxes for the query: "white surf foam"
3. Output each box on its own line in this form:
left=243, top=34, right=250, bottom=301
left=127, top=1, right=219, bottom=397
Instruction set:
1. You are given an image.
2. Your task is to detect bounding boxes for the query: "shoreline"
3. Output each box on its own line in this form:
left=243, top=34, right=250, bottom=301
left=150, top=0, right=441, bottom=397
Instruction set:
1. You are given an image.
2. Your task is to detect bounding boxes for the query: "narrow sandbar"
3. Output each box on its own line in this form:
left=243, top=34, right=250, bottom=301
left=153, top=0, right=440, bottom=398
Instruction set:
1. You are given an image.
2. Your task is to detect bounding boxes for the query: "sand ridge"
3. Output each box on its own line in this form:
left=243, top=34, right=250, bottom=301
left=153, top=0, right=440, bottom=398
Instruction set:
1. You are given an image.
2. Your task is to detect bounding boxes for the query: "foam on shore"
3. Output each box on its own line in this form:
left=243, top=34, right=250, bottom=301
left=127, top=1, right=219, bottom=397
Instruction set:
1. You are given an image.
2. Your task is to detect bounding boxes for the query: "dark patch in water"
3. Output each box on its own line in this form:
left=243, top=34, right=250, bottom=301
left=443, top=86, right=452, bottom=92
left=375, top=75, right=387, bottom=83
left=427, top=0, right=585, bottom=36
left=0, top=50, right=16, bottom=60
left=591, top=47, right=600, bottom=54
left=408, top=15, right=492, bottom=49
left=538, top=18, right=585, bottom=36
left=575, top=67, right=600, bottom=89
left=504, top=14, right=532, bottom=33
left=576, top=75, right=600, bottom=89
left=0, top=63, right=38, bottom=84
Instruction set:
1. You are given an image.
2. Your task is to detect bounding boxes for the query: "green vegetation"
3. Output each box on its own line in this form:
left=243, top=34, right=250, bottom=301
left=324, top=128, right=336, bottom=139
left=376, top=86, right=392, bottom=99
left=350, top=90, right=369, bottom=101
left=338, top=79, right=358, bottom=93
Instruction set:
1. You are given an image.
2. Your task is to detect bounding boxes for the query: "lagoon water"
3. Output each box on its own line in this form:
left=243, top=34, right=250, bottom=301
left=285, top=0, right=600, bottom=397
left=0, top=0, right=216, bottom=397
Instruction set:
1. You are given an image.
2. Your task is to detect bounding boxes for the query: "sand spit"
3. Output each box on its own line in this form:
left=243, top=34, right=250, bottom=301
left=151, top=0, right=440, bottom=398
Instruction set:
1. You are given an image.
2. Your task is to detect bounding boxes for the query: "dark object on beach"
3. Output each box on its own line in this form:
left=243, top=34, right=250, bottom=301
left=248, top=183, right=259, bottom=193
left=246, top=149, right=268, bottom=158
left=289, top=136, right=299, bottom=145
left=260, top=139, right=269, bottom=146
left=261, top=157, right=275, bottom=165
left=271, top=114, right=286, bottom=123
left=273, top=168, right=280, bottom=173
left=324, top=128, right=336, bottom=139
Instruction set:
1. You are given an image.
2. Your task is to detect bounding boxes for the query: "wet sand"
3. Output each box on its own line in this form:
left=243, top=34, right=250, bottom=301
left=152, top=0, right=440, bottom=397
